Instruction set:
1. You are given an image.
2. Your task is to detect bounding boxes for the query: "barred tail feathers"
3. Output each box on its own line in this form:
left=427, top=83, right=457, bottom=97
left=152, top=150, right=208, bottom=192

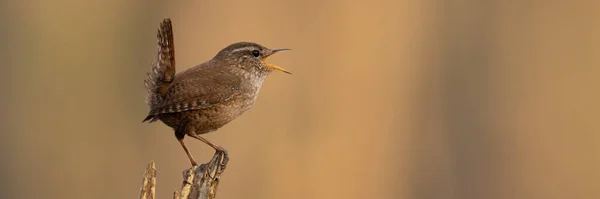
left=144, top=18, right=176, bottom=112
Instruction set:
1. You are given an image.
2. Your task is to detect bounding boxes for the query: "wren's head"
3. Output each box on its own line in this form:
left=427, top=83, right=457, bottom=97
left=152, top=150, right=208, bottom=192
left=213, top=42, right=291, bottom=75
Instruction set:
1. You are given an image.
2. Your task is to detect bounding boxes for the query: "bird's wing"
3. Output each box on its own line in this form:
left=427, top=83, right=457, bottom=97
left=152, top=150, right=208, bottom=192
left=144, top=18, right=176, bottom=110
left=147, top=67, right=244, bottom=116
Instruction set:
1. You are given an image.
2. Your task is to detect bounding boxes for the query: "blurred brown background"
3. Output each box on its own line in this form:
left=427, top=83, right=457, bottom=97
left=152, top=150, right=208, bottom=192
left=1, top=0, right=599, bottom=199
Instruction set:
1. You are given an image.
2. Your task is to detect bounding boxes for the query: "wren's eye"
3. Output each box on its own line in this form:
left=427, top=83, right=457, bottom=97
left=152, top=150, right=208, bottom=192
left=251, top=50, right=260, bottom=57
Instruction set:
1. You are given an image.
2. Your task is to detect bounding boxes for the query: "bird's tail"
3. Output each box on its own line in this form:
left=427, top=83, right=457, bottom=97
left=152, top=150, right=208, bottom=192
left=144, top=18, right=176, bottom=115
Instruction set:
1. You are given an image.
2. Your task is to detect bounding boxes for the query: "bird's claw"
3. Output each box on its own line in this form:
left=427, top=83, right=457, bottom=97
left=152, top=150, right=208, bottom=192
left=213, top=146, right=229, bottom=173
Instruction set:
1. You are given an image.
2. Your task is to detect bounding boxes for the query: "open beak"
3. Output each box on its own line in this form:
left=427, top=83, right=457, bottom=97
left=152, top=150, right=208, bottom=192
left=262, top=48, right=291, bottom=74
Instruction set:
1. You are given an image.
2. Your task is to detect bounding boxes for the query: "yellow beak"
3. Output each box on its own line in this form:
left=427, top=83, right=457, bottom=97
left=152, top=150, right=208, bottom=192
left=265, top=63, right=292, bottom=74
left=262, top=48, right=291, bottom=74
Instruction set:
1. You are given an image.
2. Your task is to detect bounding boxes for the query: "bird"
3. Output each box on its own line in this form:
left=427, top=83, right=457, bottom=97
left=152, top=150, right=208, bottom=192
left=142, top=18, right=290, bottom=166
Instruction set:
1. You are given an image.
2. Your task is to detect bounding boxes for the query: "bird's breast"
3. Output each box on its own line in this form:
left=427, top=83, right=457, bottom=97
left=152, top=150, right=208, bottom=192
left=193, top=75, right=265, bottom=131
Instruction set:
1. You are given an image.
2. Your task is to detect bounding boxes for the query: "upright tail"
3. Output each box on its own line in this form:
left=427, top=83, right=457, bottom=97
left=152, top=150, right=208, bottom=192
left=143, top=18, right=177, bottom=122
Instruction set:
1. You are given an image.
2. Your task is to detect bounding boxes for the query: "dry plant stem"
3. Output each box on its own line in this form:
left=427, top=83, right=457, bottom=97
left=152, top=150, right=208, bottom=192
left=138, top=151, right=228, bottom=199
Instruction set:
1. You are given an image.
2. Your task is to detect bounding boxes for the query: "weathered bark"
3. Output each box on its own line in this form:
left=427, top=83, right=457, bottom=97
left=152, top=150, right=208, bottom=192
left=139, top=161, right=157, bottom=199
left=138, top=151, right=228, bottom=199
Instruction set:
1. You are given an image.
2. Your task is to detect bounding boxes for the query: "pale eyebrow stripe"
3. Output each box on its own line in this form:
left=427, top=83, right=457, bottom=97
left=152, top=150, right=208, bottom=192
left=230, top=46, right=254, bottom=53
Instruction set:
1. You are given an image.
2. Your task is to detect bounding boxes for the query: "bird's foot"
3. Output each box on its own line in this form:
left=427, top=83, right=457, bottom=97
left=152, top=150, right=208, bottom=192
left=212, top=146, right=229, bottom=173
left=190, top=159, right=198, bottom=167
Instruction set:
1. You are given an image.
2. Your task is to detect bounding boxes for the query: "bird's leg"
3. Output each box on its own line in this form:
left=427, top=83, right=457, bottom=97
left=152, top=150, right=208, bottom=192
left=178, top=138, right=198, bottom=166
left=187, top=133, right=229, bottom=171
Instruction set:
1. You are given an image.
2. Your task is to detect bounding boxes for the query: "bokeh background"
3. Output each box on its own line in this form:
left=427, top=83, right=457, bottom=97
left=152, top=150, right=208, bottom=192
left=1, top=0, right=599, bottom=199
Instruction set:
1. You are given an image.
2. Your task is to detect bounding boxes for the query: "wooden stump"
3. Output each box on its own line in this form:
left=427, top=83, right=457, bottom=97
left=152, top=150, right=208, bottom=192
left=138, top=151, right=228, bottom=199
